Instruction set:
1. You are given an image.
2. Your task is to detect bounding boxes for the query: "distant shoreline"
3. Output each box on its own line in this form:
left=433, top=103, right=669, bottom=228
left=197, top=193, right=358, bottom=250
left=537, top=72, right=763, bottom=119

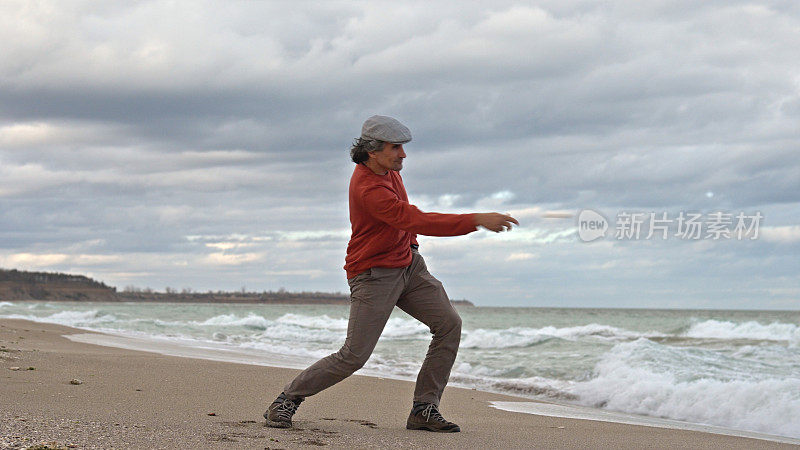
left=0, top=268, right=474, bottom=306
left=1, top=295, right=475, bottom=307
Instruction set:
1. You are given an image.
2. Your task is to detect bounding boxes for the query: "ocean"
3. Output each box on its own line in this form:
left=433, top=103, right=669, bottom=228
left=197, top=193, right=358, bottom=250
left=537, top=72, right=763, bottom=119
left=1, top=301, right=798, bottom=440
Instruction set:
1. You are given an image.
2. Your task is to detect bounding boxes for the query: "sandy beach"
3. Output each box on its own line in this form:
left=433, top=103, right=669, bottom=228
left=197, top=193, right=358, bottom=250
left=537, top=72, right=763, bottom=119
left=1, top=318, right=797, bottom=449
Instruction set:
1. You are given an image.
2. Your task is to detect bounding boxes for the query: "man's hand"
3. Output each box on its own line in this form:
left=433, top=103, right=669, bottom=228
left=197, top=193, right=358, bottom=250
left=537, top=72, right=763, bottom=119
left=474, top=213, right=519, bottom=232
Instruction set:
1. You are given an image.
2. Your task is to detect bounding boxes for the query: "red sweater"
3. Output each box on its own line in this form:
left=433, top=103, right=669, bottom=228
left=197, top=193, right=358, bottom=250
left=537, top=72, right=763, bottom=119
left=344, top=163, right=477, bottom=278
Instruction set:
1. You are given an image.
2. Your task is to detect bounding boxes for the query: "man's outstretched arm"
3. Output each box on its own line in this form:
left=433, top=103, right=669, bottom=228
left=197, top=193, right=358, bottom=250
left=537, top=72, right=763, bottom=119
left=363, top=186, right=518, bottom=236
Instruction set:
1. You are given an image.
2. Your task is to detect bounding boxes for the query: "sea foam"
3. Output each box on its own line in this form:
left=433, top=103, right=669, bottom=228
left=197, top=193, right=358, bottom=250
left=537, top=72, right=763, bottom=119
left=1, top=310, right=118, bottom=327
left=195, top=312, right=272, bottom=329
left=461, top=323, right=656, bottom=349
left=685, top=319, right=800, bottom=345
left=570, top=339, right=800, bottom=438
left=191, top=312, right=429, bottom=339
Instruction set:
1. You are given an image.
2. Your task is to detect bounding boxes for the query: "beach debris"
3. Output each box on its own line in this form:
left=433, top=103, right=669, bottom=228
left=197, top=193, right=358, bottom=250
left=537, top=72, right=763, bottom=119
left=9, top=366, right=20, bottom=370
left=69, top=378, right=83, bottom=385
left=27, top=366, right=35, bottom=370
left=207, top=412, right=217, bottom=416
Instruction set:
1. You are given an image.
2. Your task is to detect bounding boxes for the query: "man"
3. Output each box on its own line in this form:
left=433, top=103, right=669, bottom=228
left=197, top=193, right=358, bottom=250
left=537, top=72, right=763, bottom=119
left=265, top=115, right=517, bottom=432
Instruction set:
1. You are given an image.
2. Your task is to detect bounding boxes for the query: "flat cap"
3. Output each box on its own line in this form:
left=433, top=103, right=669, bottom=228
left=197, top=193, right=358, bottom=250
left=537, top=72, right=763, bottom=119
left=361, top=115, right=412, bottom=144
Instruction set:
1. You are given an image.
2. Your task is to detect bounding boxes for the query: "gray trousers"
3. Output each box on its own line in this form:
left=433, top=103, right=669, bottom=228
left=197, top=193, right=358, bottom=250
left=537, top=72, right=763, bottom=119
left=283, top=251, right=462, bottom=405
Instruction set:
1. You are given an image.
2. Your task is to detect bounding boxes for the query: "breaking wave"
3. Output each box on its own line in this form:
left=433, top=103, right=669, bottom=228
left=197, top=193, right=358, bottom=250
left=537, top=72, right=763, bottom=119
left=461, top=323, right=658, bottom=349
left=684, top=319, right=800, bottom=345
left=0, top=310, right=118, bottom=327
left=569, top=339, right=800, bottom=438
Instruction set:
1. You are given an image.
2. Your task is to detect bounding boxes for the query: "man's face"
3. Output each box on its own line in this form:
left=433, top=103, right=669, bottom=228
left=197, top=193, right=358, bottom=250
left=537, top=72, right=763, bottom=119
left=370, top=142, right=406, bottom=172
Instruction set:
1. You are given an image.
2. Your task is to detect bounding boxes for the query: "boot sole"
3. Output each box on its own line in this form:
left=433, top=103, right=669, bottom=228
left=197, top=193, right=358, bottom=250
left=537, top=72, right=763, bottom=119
left=265, top=419, right=292, bottom=428
left=264, top=411, right=292, bottom=428
left=406, top=422, right=460, bottom=433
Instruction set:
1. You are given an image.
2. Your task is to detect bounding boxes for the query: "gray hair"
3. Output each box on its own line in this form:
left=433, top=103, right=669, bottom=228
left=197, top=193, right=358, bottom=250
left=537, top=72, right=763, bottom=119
left=350, top=137, right=384, bottom=164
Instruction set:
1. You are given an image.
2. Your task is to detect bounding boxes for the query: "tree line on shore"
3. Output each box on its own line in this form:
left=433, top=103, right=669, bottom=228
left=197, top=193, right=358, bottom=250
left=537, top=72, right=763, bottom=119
left=0, top=268, right=474, bottom=306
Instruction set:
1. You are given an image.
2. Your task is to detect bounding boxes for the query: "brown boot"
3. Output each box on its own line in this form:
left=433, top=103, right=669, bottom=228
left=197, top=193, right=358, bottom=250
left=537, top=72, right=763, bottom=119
left=264, top=392, right=303, bottom=428
left=406, top=403, right=460, bottom=432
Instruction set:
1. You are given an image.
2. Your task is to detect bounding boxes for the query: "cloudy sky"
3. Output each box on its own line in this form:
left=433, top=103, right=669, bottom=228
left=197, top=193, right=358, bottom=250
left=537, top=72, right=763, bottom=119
left=1, top=1, right=798, bottom=309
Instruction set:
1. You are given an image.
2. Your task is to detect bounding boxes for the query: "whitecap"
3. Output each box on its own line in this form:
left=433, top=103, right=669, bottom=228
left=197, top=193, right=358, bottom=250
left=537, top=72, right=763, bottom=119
left=460, top=323, right=658, bottom=349
left=0, top=310, right=118, bottom=327
left=569, top=339, right=800, bottom=438
left=685, top=319, right=800, bottom=345
left=194, top=313, right=271, bottom=329
left=275, top=313, right=349, bottom=330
